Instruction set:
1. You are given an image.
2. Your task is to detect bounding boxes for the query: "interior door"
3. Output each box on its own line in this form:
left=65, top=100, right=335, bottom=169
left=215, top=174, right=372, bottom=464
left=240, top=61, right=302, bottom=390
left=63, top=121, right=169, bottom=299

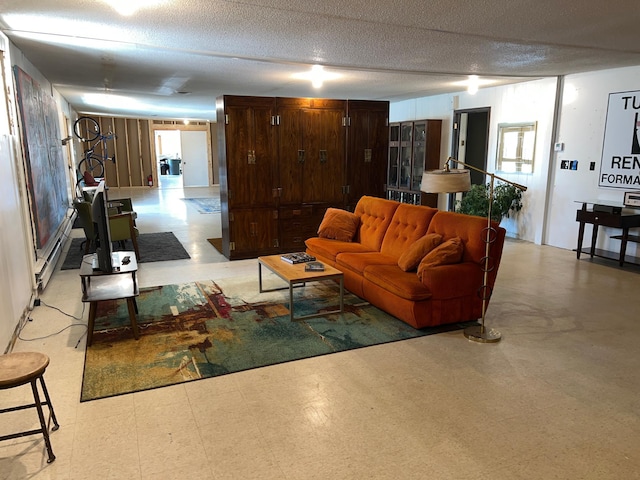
left=180, top=130, right=209, bottom=187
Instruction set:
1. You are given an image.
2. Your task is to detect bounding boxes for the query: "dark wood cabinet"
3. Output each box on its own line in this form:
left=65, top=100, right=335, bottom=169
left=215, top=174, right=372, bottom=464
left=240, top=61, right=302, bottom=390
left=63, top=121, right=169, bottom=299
left=217, top=95, right=389, bottom=259
left=276, top=98, right=346, bottom=206
left=226, top=207, right=279, bottom=258
left=217, top=96, right=279, bottom=259
left=386, top=119, right=442, bottom=207
left=345, top=100, right=389, bottom=210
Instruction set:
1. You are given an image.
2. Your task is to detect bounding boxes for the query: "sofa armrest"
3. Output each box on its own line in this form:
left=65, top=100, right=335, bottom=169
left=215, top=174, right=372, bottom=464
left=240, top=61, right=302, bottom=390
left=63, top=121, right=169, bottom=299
left=420, top=262, right=483, bottom=299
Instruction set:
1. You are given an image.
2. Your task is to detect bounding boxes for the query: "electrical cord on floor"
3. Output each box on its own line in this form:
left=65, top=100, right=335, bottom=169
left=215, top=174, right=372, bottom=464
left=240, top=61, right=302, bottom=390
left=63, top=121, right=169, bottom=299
left=18, top=301, right=87, bottom=348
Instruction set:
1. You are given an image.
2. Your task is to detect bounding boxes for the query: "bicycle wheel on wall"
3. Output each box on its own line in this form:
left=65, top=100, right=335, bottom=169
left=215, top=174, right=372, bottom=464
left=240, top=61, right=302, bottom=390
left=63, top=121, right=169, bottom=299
left=73, top=116, right=100, bottom=142
left=78, top=155, right=105, bottom=178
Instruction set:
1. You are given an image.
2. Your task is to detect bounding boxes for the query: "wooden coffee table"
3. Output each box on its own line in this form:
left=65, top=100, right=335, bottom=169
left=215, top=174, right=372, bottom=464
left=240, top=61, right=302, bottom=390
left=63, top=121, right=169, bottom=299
left=258, top=255, right=344, bottom=322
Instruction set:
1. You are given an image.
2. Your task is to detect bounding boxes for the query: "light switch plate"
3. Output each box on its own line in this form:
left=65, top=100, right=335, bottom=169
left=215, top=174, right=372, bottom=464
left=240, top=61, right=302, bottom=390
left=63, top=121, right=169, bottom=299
left=554, top=142, right=565, bottom=152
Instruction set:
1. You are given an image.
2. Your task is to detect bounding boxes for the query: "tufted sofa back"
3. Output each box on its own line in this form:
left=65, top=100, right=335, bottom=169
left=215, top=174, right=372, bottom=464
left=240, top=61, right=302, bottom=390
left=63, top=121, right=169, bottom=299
left=427, top=211, right=502, bottom=264
left=380, top=203, right=439, bottom=259
left=353, top=196, right=400, bottom=251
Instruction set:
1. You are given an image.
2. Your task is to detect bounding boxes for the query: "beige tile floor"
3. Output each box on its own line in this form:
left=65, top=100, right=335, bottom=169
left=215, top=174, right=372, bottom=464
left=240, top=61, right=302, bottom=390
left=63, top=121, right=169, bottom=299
left=2, top=185, right=640, bottom=479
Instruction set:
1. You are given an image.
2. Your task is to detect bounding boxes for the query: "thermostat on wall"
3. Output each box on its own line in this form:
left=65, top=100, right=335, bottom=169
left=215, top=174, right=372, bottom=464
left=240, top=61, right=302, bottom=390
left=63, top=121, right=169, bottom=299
left=623, top=191, right=640, bottom=207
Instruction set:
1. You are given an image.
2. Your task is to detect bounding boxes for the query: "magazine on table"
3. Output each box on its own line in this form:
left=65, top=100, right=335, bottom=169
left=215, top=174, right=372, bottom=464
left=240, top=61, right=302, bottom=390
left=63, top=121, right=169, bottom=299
left=280, top=252, right=316, bottom=264
left=305, top=261, right=325, bottom=272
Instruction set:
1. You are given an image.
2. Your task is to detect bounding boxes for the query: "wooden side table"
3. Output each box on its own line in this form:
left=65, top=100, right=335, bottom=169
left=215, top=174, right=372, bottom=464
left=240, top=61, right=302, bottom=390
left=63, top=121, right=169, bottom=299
left=80, top=251, right=140, bottom=346
left=575, top=201, right=640, bottom=266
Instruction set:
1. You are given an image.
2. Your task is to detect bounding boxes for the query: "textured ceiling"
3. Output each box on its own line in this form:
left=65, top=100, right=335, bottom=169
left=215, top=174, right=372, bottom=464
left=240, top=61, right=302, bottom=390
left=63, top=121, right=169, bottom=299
left=2, top=0, right=640, bottom=121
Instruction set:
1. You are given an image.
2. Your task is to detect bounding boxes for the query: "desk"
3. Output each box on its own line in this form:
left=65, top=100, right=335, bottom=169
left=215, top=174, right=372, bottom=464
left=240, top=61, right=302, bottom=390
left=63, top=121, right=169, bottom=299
left=80, top=251, right=139, bottom=346
left=576, top=201, right=640, bottom=266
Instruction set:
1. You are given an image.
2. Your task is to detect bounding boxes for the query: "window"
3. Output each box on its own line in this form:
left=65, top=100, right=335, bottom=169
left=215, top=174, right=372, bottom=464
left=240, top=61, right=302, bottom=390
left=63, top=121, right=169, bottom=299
left=496, top=122, right=537, bottom=173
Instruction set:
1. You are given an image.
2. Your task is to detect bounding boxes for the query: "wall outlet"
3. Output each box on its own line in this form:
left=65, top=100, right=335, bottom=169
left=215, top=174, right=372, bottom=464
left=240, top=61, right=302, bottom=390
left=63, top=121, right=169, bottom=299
left=590, top=161, right=596, bottom=171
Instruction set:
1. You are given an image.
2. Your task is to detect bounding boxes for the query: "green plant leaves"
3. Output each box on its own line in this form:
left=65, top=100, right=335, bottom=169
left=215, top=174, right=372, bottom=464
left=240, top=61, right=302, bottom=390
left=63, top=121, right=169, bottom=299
left=455, top=182, right=523, bottom=222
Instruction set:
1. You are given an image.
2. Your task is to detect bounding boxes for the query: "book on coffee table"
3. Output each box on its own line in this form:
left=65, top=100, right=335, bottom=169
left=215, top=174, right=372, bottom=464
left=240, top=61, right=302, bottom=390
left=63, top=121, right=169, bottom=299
left=304, top=261, right=325, bottom=272
left=280, top=252, right=316, bottom=264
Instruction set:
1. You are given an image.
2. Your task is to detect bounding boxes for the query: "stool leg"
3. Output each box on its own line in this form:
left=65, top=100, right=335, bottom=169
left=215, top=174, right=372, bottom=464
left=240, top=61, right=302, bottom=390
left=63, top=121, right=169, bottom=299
left=39, top=376, right=59, bottom=431
left=30, top=379, right=55, bottom=463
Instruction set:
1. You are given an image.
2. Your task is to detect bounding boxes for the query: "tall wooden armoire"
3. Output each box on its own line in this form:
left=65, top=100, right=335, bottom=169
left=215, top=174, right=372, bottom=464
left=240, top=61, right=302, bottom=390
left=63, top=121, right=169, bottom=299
left=217, top=96, right=279, bottom=259
left=217, top=95, right=389, bottom=260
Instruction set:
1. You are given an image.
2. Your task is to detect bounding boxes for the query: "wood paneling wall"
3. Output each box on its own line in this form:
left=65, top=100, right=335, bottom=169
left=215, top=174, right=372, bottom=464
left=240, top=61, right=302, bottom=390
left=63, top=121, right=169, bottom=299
left=77, top=116, right=215, bottom=187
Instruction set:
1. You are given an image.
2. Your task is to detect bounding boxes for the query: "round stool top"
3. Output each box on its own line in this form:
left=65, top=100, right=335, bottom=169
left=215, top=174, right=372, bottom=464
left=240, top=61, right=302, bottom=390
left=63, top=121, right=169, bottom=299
left=0, top=352, right=50, bottom=389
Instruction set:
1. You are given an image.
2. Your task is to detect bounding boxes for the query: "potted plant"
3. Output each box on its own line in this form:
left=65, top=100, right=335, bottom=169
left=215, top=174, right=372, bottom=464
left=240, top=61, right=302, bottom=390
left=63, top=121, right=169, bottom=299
left=456, top=182, right=524, bottom=223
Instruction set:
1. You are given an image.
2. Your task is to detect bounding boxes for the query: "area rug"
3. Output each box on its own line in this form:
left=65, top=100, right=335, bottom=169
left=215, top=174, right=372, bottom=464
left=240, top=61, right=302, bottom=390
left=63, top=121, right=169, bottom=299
left=207, top=237, right=223, bottom=254
left=181, top=197, right=221, bottom=213
left=61, top=232, right=191, bottom=270
left=81, top=275, right=475, bottom=401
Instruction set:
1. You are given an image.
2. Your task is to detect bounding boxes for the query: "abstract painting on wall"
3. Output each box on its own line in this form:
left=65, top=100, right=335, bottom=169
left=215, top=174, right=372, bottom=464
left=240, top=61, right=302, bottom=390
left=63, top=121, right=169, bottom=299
left=13, top=66, right=67, bottom=249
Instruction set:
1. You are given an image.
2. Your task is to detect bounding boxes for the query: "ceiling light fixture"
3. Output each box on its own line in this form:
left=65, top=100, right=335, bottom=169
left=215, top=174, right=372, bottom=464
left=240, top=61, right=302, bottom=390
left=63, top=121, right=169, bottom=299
left=292, top=65, right=341, bottom=89
left=467, top=75, right=479, bottom=95
left=452, top=75, right=495, bottom=94
left=103, top=0, right=170, bottom=16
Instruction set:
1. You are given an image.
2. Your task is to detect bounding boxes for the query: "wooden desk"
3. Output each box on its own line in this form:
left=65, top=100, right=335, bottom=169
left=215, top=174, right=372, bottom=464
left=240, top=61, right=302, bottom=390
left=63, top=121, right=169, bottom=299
left=576, top=201, right=640, bottom=266
left=80, top=251, right=139, bottom=346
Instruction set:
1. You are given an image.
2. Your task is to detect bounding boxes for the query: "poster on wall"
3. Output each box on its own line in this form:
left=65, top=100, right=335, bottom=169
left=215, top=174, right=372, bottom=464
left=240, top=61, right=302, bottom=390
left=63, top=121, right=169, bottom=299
left=599, top=90, right=640, bottom=189
left=13, top=66, right=67, bottom=250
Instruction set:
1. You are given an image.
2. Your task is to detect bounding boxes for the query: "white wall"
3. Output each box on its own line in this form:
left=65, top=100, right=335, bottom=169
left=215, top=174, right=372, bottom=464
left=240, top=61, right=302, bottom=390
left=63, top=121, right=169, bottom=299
left=547, top=65, right=640, bottom=256
left=0, top=35, right=36, bottom=351
left=0, top=37, right=74, bottom=352
left=391, top=78, right=558, bottom=244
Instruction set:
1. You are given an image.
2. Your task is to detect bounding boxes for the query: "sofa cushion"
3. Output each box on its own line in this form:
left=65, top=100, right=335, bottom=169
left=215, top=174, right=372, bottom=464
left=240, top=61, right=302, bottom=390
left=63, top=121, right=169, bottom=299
left=353, top=196, right=400, bottom=251
left=397, top=233, right=443, bottom=272
left=417, top=237, right=464, bottom=281
left=317, top=208, right=360, bottom=242
left=364, top=264, right=432, bottom=301
left=305, top=237, right=375, bottom=263
left=336, top=251, right=397, bottom=275
left=427, top=211, right=492, bottom=263
left=380, top=203, right=439, bottom=260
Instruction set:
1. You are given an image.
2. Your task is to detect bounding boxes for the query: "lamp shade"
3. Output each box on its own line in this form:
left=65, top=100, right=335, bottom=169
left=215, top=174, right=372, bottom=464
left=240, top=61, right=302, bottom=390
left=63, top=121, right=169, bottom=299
left=420, top=169, right=471, bottom=193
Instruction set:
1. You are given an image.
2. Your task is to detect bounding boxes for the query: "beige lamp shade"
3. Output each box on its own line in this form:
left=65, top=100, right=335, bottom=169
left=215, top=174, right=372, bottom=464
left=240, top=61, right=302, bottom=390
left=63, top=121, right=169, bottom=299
left=420, top=169, right=472, bottom=193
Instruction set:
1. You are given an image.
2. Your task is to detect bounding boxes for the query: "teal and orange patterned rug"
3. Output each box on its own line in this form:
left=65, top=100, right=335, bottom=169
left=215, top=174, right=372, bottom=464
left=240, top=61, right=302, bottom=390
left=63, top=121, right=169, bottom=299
left=81, top=274, right=474, bottom=401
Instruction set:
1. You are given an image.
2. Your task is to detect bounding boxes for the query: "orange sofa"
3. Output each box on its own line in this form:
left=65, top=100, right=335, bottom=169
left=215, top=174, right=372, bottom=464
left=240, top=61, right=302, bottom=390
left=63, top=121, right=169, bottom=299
left=305, top=196, right=506, bottom=329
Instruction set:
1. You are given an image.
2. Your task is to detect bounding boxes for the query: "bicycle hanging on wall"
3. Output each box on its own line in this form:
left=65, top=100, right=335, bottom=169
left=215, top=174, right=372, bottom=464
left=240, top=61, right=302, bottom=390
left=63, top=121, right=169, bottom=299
left=73, top=116, right=117, bottom=194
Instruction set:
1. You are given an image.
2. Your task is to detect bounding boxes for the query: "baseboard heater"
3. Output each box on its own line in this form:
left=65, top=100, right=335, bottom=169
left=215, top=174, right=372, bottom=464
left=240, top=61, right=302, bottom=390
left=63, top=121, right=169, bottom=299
left=35, top=209, right=75, bottom=291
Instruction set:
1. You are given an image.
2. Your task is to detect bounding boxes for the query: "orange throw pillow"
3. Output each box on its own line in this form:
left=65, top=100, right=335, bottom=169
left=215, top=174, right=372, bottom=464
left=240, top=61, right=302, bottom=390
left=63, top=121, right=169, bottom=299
left=417, top=237, right=464, bottom=281
left=397, top=233, right=443, bottom=272
left=317, top=208, right=360, bottom=242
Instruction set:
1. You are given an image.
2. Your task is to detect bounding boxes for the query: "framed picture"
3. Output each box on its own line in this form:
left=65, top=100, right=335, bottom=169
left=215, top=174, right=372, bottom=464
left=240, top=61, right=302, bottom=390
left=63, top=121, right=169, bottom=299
left=496, top=122, right=537, bottom=174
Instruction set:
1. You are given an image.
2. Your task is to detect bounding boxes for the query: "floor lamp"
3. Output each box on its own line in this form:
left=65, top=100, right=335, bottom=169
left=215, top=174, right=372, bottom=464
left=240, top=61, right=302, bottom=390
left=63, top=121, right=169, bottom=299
left=420, top=157, right=527, bottom=343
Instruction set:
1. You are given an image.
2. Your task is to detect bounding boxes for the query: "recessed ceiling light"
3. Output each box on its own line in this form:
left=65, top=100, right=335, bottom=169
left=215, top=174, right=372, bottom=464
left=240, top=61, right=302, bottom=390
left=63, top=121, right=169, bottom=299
left=292, top=65, right=341, bottom=89
left=103, top=0, right=170, bottom=16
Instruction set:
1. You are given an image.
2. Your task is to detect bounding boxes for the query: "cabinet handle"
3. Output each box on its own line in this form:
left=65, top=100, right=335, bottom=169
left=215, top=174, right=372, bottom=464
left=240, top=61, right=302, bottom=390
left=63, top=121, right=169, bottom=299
left=298, top=150, right=305, bottom=163
left=364, top=149, right=372, bottom=163
left=319, top=150, right=328, bottom=163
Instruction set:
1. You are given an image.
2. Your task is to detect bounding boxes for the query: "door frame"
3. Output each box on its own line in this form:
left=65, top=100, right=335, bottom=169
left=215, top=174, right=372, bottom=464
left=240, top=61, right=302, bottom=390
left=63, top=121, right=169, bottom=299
left=450, top=107, right=491, bottom=209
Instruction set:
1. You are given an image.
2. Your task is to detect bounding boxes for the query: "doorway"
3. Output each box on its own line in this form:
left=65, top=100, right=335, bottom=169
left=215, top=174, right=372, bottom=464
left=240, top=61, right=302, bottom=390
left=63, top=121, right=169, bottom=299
left=155, top=130, right=183, bottom=189
left=450, top=108, right=491, bottom=208
left=154, top=129, right=210, bottom=189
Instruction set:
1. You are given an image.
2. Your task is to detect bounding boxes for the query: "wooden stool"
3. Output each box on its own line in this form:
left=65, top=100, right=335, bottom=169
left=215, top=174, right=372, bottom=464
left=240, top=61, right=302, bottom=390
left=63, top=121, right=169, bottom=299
left=0, top=352, right=59, bottom=463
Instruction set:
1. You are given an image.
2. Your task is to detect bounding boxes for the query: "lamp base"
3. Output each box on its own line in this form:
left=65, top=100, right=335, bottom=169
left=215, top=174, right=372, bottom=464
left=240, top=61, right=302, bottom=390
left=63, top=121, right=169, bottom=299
left=464, top=325, right=501, bottom=343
